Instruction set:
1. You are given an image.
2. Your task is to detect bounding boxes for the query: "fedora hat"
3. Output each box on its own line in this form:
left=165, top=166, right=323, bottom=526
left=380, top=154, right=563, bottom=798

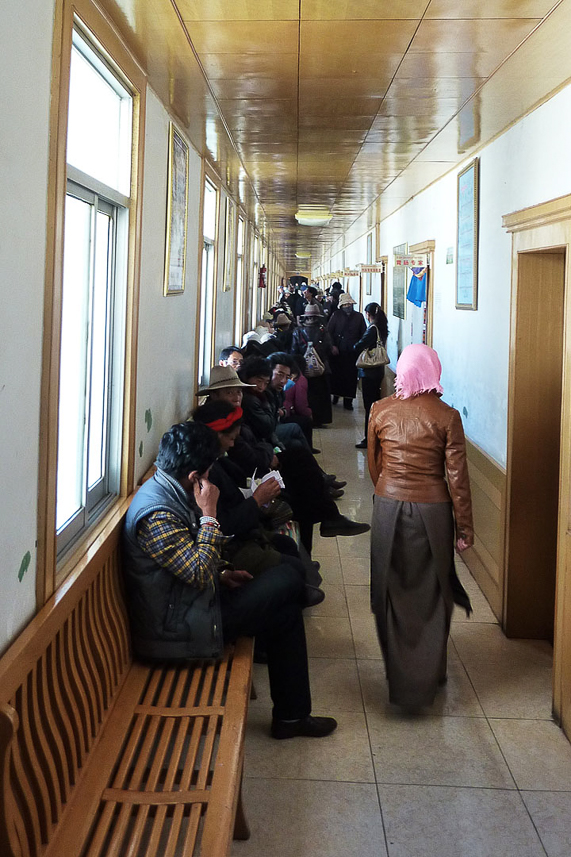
left=197, top=365, right=255, bottom=395
left=273, top=312, right=291, bottom=326
left=338, top=293, right=356, bottom=307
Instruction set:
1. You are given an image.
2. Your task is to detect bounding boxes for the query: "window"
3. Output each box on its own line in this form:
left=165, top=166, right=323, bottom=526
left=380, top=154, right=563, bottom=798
left=56, top=27, right=132, bottom=555
left=234, top=216, right=245, bottom=343
left=199, top=178, right=218, bottom=386
left=250, top=234, right=259, bottom=330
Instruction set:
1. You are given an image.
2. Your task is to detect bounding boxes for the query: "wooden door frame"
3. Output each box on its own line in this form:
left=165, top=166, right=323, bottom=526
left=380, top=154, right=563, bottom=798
left=503, top=194, right=571, bottom=733
left=409, top=239, right=435, bottom=346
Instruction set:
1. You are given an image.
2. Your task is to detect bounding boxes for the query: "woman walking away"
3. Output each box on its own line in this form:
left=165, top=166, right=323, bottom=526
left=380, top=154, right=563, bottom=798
left=368, top=344, right=473, bottom=709
left=353, top=302, right=389, bottom=449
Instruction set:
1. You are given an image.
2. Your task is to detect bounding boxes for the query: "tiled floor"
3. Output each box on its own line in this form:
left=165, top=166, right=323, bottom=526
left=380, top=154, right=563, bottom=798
left=233, top=404, right=571, bottom=857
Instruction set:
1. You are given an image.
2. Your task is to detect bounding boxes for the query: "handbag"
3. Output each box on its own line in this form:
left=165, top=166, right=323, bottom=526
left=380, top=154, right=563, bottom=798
left=304, top=343, right=326, bottom=377
left=356, top=326, right=389, bottom=369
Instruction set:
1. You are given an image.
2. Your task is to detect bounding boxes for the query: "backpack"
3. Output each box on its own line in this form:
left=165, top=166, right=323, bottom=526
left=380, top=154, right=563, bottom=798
left=304, top=343, right=325, bottom=377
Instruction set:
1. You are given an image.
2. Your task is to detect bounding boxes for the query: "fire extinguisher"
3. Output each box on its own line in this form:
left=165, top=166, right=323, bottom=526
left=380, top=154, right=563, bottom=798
left=258, top=264, right=267, bottom=289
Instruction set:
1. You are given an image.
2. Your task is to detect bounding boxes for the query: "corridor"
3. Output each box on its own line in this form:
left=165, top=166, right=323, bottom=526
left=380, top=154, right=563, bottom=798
left=234, top=403, right=571, bottom=857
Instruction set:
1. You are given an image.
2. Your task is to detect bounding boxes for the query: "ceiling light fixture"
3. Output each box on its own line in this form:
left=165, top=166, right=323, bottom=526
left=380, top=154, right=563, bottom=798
left=295, top=206, right=332, bottom=227
left=295, top=251, right=311, bottom=258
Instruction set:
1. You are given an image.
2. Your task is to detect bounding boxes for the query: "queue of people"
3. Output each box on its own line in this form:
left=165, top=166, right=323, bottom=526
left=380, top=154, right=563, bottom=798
left=122, top=294, right=474, bottom=738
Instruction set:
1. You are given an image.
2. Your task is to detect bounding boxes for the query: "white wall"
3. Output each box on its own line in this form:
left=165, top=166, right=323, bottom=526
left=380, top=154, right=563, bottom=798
left=377, top=83, right=571, bottom=467
left=0, top=0, right=56, bottom=651
left=133, top=88, right=202, bottom=483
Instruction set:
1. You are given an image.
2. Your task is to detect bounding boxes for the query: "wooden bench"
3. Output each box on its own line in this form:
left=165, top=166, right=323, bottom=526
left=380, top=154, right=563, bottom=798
left=0, top=500, right=253, bottom=857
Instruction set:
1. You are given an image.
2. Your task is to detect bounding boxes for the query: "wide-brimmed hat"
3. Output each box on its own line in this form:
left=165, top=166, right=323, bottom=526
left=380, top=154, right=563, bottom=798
left=197, top=366, right=255, bottom=395
left=338, top=293, right=356, bottom=307
left=302, top=304, right=323, bottom=318
left=273, top=312, right=291, bottom=326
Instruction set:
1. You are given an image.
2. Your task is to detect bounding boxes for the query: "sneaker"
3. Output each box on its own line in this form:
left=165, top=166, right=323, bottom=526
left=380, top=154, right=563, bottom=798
left=271, top=715, right=338, bottom=740
left=311, top=447, right=321, bottom=454
left=355, top=439, right=367, bottom=449
left=320, top=516, right=370, bottom=538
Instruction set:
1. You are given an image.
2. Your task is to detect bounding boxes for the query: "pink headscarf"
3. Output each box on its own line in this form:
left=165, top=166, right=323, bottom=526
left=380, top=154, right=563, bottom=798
left=395, top=344, right=444, bottom=399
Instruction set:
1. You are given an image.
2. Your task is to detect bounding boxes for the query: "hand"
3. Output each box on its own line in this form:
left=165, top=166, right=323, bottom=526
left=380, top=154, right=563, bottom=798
left=220, top=568, right=253, bottom=589
left=253, top=477, right=281, bottom=506
left=271, top=454, right=280, bottom=468
left=456, top=537, right=471, bottom=553
left=331, top=346, right=339, bottom=356
left=193, top=477, right=219, bottom=518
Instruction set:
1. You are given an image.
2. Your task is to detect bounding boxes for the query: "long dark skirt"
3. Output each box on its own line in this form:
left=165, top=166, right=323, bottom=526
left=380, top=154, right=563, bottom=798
left=371, top=497, right=454, bottom=708
left=307, top=374, right=332, bottom=425
left=330, top=353, right=359, bottom=399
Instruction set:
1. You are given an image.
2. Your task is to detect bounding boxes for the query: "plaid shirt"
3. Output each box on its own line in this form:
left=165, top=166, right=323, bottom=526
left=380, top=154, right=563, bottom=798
left=137, top=511, right=229, bottom=589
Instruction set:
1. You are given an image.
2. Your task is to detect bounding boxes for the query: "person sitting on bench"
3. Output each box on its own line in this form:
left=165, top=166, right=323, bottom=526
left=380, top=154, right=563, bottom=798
left=122, top=420, right=337, bottom=740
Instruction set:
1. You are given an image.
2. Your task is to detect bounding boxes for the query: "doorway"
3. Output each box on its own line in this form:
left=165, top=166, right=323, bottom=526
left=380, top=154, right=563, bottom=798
left=504, top=248, right=566, bottom=641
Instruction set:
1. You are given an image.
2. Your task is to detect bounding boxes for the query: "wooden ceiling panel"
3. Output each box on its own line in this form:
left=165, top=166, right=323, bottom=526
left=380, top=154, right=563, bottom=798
left=300, top=52, right=403, bottom=79
left=301, top=21, right=418, bottom=57
left=211, top=78, right=298, bottom=100
left=410, top=18, right=541, bottom=53
left=199, top=53, right=298, bottom=79
left=301, top=0, right=430, bottom=19
left=396, top=51, right=502, bottom=79
left=185, top=21, right=299, bottom=53
left=425, top=0, right=556, bottom=19
left=177, top=0, right=299, bottom=20
left=298, top=95, right=382, bottom=116
left=300, top=78, right=392, bottom=100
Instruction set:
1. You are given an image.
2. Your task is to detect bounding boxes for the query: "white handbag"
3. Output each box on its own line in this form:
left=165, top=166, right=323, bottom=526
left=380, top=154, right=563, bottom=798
left=356, top=326, right=389, bottom=369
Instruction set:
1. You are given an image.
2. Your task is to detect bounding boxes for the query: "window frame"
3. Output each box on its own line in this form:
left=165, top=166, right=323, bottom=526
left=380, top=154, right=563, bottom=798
left=37, top=0, right=146, bottom=603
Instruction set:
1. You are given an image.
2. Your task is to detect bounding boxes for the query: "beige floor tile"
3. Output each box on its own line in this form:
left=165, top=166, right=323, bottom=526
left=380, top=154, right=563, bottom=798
left=378, top=784, right=545, bottom=857
left=233, top=779, right=387, bottom=857
left=521, top=791, right=571, bottom=857
left=313, top=553, right=343, bottom=585
left=358, top=648, right=485, bottom=718
left=351, top=611, right=383, bottom=660
left=305, top=583, right=348, bottom=619
left=367, top=713, right=515, bottom=788
left=304, top=615, right=356, bottom=658
left=490, top=719, right=571, bottom=790
left=345, top=583, right=372, bottom=616
left=342, top=555, right=371, bottom=585
left=338, top=532, right=372, bottom=558
left=249, top=658, right=365, bottom=713
left=451, top=624, right=553, bottom=719
left=311, top=534, right=341, bottom=557
left=243, top=707, right=375, bottom=783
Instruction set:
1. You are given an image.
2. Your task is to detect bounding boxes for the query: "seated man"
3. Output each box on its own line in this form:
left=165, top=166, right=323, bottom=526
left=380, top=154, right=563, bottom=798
left=122, top=421, right=337, bottom=739
left=219, top=345, right=244, bottom=370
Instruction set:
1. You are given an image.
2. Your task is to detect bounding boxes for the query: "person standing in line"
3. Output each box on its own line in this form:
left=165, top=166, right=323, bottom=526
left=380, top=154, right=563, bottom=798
left=368, top=344, right=473, bottom=710
left=353, top=302, right=389, bottom=449
left=291, top=304, right=334, bottom=428
left=327, top=293, right=366, bottom=410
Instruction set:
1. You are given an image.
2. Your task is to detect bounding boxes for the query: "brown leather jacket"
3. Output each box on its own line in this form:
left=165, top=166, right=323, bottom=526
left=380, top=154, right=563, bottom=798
left=367, top=392, right=474, bottom=544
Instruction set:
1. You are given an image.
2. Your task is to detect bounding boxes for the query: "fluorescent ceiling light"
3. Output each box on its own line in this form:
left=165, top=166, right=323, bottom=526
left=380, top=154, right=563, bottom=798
left=295, top=207, right=332, bottom=227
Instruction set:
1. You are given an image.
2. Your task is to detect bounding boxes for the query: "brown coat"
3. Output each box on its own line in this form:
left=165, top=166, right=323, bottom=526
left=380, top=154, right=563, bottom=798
left=367, top=392, right=474, bottom=544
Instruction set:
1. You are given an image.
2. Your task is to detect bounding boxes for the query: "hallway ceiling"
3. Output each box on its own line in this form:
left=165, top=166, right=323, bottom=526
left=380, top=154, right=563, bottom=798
left=100, top=0, right=571, bottom=271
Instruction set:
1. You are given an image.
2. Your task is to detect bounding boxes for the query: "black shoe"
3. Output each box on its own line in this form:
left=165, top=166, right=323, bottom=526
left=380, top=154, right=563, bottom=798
left=311, top=447, right=321, bottom=454
left=332, top=396, right=339, bottom=404
left=271, top=715, right=338, bottom=740
left=311, top=560, right=321, bottom=573
left=355, top=439, right=367, bottom=449
left=304, top=585, right=325, bottom=608
left=343, top=399, right=354, bottom=410
left=324, top=474, right=347, bottom=489
left=328, top=487, right=345, bottom=499
left=320, top=516, right=370, bottom=538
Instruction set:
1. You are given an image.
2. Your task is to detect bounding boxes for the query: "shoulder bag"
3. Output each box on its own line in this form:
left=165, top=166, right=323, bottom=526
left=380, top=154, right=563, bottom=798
left=356, top=325, right=389, bottom=369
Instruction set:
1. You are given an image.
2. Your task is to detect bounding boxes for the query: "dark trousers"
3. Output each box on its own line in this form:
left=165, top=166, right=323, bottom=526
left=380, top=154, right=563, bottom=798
left=361, top=369, right=384, bottom=438
left=220, top=564, right=312, bottom=720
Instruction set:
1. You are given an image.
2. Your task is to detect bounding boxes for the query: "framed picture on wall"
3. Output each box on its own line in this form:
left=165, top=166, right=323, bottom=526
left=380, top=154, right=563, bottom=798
left=456, top=157, right=479, bottom=310
left=163, top=123, right=189, bottom=296
left=392, top=242, right=408, bottom=320
left=223, top=197, right=235, bottom=292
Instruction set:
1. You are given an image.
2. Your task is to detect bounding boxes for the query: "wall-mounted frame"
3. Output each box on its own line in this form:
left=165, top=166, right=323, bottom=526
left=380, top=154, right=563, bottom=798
left=163, top=122, right=189, bottom=296
left=223, top=196, right=235, bottom=292
left=456, top=157, right=479, bottom=310
left=392, top=242, right=408, bottom=320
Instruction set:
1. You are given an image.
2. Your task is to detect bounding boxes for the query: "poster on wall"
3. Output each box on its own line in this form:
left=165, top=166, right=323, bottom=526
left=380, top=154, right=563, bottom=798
left=456, top=158, right=479, bottom=310
left=392, top=242, right=408, bottom=320
left=163, top=123, right=189, bottom=296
